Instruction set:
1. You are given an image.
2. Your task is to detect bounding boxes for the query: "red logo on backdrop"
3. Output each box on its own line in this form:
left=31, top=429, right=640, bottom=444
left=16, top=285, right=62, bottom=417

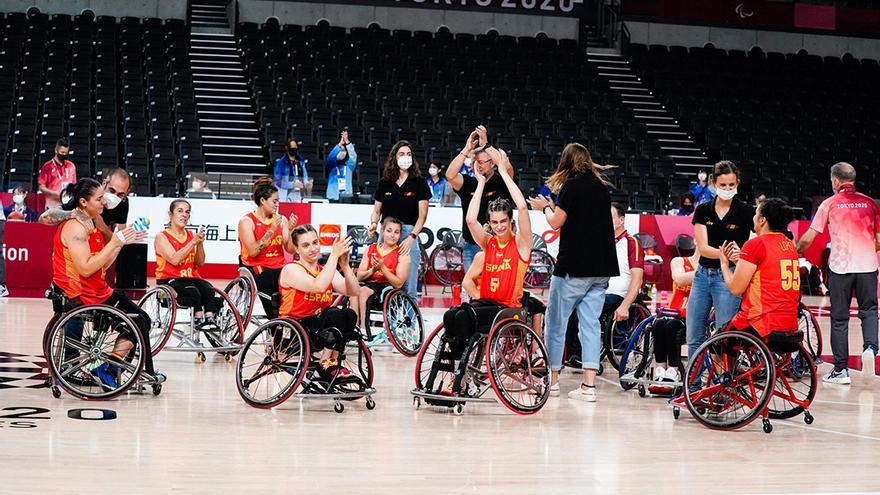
left=319, top=224, right=341, bottom=246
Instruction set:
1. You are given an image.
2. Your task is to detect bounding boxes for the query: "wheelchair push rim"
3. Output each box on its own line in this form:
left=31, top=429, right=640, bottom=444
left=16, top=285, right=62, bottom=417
left=235, top=319, right=310, bottom=409
left=225, top=274, right=256, bottom=332
left=137, top=285, right=177, bottom=356
left=486, top=319, right=551, bottom=415
left=383, top=289, right=424, bottom=357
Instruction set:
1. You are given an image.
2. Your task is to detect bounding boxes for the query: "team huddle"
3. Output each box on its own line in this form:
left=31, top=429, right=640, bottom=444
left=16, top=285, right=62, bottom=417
left=38, top=135, right=823, bottom=427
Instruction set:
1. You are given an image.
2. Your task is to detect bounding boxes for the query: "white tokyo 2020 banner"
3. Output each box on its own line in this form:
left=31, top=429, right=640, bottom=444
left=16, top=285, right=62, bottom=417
left=128, top=197, right=566, bottom=267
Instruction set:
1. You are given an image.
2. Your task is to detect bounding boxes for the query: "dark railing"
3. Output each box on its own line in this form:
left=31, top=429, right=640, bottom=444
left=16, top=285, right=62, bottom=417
left=597, top=0, right=622, bottom=49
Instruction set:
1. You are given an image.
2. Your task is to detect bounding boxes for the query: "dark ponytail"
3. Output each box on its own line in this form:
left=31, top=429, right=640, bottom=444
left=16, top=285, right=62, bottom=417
left=61, top=178, right=102, bottom=211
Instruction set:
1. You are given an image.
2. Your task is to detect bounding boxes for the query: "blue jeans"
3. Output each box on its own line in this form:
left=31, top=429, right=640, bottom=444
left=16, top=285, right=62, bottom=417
left=545, top=275, right=609, bottom=371
left=401, top=224, right=421, bottom=299
left=685, top=265, right=742, bottom=359
left=462, top=242, right=480, bottom=273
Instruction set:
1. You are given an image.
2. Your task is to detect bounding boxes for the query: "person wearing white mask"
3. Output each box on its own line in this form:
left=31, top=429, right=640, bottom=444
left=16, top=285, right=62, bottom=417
left=3, top=185, right=39, bottom=222
left=685, top=160, right=755, bottom=360
left=368, top=140, right=432, bottom=299
left=0, top=192, right=5, bottom=296
left=324, top=130, right=357, bottom=202
left=689, top=168, right=714, bottom=206
left=426, top=161, right=447, bottom=205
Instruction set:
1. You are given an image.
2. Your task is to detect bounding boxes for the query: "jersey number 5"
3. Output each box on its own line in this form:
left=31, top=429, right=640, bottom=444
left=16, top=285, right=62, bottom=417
left=490, top=278, right=500, bottom=293
left=780, top=260, right=800, bottom=291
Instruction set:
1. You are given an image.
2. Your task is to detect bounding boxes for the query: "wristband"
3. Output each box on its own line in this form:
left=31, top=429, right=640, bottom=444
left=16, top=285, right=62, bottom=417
left=543, top=205, right=553, bottom=214
left=115, top=230, right=126, bottom=242
left=409, top=233, right=417, bottom=239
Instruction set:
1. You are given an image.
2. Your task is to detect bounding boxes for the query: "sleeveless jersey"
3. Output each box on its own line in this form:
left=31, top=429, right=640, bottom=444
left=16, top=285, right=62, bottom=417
left=240, top=212, right=285, bottom=270
left=667, top=257, right=695, bottom=316
left=52, top=219, right=113, bottom=304
left=278, top=262, right=333, bottom=318
left=730, top=233, right=801, bottom=336
left=480, top=236, right=529, bottom=308
left=364, top=243, right=401, bottom=283
left=155, top=229, right=200, bottom=280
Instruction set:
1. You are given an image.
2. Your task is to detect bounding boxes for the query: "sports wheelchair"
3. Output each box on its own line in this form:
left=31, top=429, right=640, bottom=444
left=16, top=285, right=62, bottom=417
left=563, top=296, right=651, bottom=374
left=333, top=285, right=425, bottom=357
left=43, top=286, right=164, bottom=399
left=137, top=282, right=244, bottom=363
left=411, top=294, right=551, bottom=415
left=619, top=307, right=687, bottom=397
left=234, top=294, right=376, bottom=413
left=671, top=326, right=817, bottom=433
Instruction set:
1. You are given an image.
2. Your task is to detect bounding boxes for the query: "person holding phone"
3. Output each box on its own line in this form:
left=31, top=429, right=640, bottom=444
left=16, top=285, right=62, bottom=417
left=238, top=177, right=297, bottom=317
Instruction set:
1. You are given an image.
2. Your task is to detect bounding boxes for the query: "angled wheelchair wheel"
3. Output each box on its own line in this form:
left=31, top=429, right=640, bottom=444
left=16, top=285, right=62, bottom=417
left=767, top=344, right=817, bottom=420
left=683, top=331, right=776, bottom=431
left=798, top=303, right=822, bottom=361
left=605, top=302, right=650, bottom=371
left=619, top=316, right=654, bottom=391
left=201, top=288, right=244, bottom=354
left=235, top=319, right=310, bottom=408
left=524, top=249, right=554, bottom=290
left=429, top=245, right=464, bottom=288
left=414, top=323, right=455, bottom=393
left=45, top=305, right=146, bottom=400
left=486, top=319, right=551, bottom=415
left=453, top=332, right=490, bottom=398
left=137, top=285, right=177, bottom=356
left=383, top=289, right=424, bottom=357
left=224, top=275, right=256, bottom=331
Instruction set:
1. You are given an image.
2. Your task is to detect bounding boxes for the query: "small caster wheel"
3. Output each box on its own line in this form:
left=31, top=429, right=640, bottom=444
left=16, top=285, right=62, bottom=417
left=44, top=377, right=53, bottom=388
left=804, top=412, right=814, bottom=425
left=453, top=404, right=464, bottom=416
left=413, top=397, right=421, bottom=409
left=673, top=407, right=680, bottom=420
left=762, top=420, right=773, bottom=434
left=152, top=384, right=162, bottom=396
left=196, top=352, right=206, bottom=363
left=334, top=402, right=344, bottom=414
left=638, top=385, right=646, bottom=397
left=51, top=386, right=61, bottom=399
left=366, top=398, right=376, bottom=410
left=224, top=353, right=234, bottom=363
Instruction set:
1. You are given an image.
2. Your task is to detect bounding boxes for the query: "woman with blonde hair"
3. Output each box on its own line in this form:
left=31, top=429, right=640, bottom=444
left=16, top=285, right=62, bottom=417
left=527, top=143, right=619, bottom=403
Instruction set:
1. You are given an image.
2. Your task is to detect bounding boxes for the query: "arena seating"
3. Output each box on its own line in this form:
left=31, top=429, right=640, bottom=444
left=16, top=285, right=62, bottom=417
left=0, top=11, right=200, bottom=196
left=236, top=21, right=670, bottom=207
left=626, top=43, right=880, bottom=211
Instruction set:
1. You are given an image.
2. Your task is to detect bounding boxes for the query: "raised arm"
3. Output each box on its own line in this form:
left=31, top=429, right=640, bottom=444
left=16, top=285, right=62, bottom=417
left=332, top=237, right=360, bottom=296
left=194, top=231, right=206, bottom=267
left=488, top=148, right=531, bottom=259
left=465, top=171, right=490, bottom=249
left=445, top=126, right=484, bottom=191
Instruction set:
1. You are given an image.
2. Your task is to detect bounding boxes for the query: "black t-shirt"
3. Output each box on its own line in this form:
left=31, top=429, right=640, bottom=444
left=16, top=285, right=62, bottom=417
left=101, top=196, right=129, bottom=228
left=374, top=175, right=432, bottom=226
left=554, top=173, right=619, bottom=278
left=692, top=197, right=755, bottom=269
left=454, top=173, right=513, bottom=245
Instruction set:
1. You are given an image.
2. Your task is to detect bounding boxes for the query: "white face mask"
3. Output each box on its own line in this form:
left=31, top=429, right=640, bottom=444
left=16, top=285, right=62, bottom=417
left=716, top=188, right=737, bottom=201
left=12, top=194, right=24, bottom=205
left=397, top=155, right=412, bottom=170
left=428, top=167, right=438, bottom=176
left=698, top=174, right=707, bottom=182
left=103, top=192, right=122, bottom=210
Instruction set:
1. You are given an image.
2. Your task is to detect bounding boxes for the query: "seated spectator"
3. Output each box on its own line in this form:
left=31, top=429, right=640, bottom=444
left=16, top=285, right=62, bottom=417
left=3, top=185, right=39, bottom=222
left=676, top=192, right=695, bottom=216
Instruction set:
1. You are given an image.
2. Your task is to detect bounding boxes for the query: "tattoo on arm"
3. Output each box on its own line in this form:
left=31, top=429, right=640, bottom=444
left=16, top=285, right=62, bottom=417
left=71, top=234, right=88, bottom=244
left=41, top=208, right=72, bottom=225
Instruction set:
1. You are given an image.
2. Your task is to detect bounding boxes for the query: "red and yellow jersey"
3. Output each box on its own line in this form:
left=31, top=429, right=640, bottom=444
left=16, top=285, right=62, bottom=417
left=155, top=229, right=201, bottom=280
left=52, top=220, right=113, bottom=304
left=278, top=262, right=333, bottom=318
left=364, top=243, right=401, bottom=283
left=730, top=233, right=801, bottom=336
left=479, top=237, right=529, bottom=308
left=667, top=257, right=695, bottom=316
left=240, top=212, right=285, bottom=270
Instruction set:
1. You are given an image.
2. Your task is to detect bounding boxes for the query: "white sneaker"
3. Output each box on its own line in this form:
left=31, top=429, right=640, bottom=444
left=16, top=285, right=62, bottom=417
left=549, top=381, right=560, bottom=397
left=862, top=347, right=876, bottom=378
left=822, top=368, right=852, bottom=385
left=653, top=366, right=667, bottom=380
left=568, top=385, right=597, bottom=402
left=665, top=367, right=681, bottom=384
left=0, top=285, right=7, bottom=297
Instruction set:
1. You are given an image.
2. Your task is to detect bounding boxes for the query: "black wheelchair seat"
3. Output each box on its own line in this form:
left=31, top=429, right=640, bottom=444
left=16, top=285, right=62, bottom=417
left=766, top=330, right=803, bottom=354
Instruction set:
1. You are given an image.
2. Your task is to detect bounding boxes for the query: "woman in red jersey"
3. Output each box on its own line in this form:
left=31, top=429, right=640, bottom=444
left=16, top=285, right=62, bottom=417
left=720, top=197, right=800, bottom=336
left=52, top=178, right=162, bottom=389
left=155, top=199, right=220, bottom=328
left=442, top=148, right=533, bottom=362
left=278, top=225, right=360, bottom=376
left=238, top=177, right=296, bottom=317
left=352, top=216, right=410, bottom=329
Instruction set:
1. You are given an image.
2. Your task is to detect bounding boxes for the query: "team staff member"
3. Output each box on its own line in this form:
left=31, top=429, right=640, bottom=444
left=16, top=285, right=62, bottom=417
left=38, top=167, right=132, bottom=241
left=238, top=177, right=296, bottom=317
left=51, top=178, right=162, bottom=388
left=445, top=125, right=514, bottom=271
left=798, top=162, right=880, bottom=384
left=368, top=140, right=431, bottom=300
left=686, top=161, right=754, bottom=360
left=278, top=226, right=360, bottom=376
left=528, top=143, right=619, bottom=403
left=38, top=138, right=76, bottom=209
left=155, top=199, right=220, bottom=329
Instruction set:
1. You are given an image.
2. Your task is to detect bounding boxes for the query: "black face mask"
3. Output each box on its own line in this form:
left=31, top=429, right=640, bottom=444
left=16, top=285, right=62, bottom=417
left=288, top=148, right=298, bottom=156
left=56, top=153, right=68, bottom=162
left=681, top=203, right=694, bottom=213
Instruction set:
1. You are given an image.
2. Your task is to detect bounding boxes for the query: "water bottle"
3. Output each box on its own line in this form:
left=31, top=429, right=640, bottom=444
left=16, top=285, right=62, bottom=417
left=132, top=216, right=150, bottom=232
left=650, top=285, right=658, bottom=306
left=452, top=284, right=461, bottom=306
